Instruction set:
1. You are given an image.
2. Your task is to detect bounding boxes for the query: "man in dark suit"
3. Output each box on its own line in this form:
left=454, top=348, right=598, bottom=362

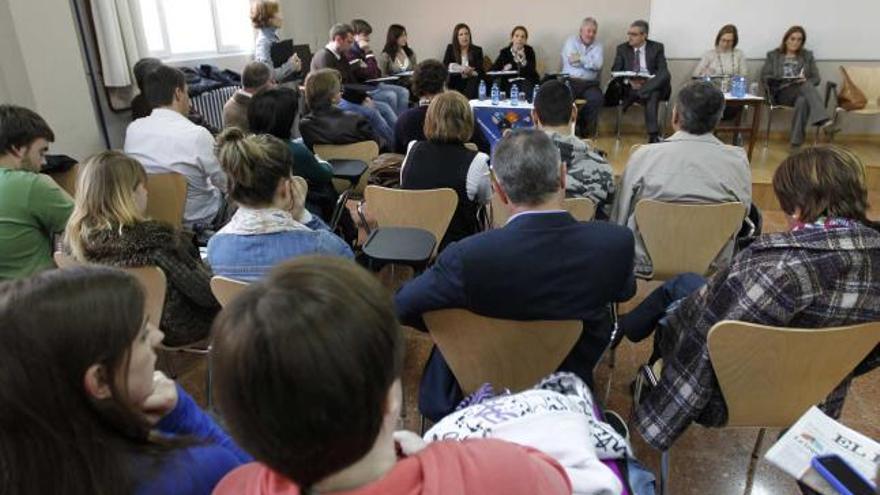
left=609, top=20, right=672, bottom=143
left=395, top=129, right=636, bottom=421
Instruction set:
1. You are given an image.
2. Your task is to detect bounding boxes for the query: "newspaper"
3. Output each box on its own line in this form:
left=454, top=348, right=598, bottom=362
left=765, top=406, right=879, bottom=494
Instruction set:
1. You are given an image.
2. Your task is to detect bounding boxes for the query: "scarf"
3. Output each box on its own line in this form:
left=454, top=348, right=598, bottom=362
left=219, top=207, right=312, bottom=236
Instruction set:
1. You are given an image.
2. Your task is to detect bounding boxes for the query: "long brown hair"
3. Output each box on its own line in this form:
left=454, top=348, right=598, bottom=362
left=0, top=267, right=170, bottom=494
left=778, top=25, right=806, bottom=54
left=773, top=146, right=877, bottom=230
left=451, top=23, right=473, bottom=61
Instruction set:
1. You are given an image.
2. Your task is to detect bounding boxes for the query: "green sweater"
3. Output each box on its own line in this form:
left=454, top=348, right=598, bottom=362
left=0, top=168, right=74, bottom=280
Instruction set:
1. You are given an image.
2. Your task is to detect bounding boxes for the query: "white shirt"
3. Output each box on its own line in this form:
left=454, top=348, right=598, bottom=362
left=124, top=108, right=227, bottom=227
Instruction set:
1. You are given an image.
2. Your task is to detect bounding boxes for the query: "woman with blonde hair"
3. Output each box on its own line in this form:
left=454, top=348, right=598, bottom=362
left=207, top=129, right=352, bottom=282
left=63, top=151, right=218, bottom=346
left=399, top=91, right=491, bottom=250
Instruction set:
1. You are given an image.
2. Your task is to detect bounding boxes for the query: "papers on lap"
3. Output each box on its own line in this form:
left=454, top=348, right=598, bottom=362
left=611, top=71, right=655, bottom=79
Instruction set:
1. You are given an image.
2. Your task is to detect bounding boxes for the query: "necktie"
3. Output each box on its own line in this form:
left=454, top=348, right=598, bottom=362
left=632, top=48, right=640, bottom=72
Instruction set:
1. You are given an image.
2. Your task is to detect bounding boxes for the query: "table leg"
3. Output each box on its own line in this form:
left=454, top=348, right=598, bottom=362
left=747, top=103, right=761, bottom=162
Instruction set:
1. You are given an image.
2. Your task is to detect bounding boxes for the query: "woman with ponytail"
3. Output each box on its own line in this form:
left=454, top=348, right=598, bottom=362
left=207, top=129, right=353, bottom=282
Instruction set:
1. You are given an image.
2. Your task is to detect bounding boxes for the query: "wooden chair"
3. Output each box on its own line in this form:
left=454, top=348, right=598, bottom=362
left=634, top=200, right=746, bottom=280
left=53, top=251, right=81, bottom=269
left=210, top=276, right=249, bottom=307
left=314, top=141, right=379, bottom=196
left=648, top=320, right=880, bottom=495
left=362, top=186, right=458, bottom=258
left=490, top=195, right=596, bottom=228
left=145, top=173, right=187, bottom=230
left=46, top=163, right=80, bottom=198
left=423, top=309, right=582, bottom=395
left=119, top=266, right=167, bottom=330
left=826, top=66, right=880, bottom=142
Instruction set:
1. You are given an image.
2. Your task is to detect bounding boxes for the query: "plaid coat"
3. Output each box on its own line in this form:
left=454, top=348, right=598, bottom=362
left=635, top=224, right=880, bottom=451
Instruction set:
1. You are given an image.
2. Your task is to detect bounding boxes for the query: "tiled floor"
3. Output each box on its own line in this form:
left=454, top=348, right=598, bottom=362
left=174, top=136, right=880, bottom=495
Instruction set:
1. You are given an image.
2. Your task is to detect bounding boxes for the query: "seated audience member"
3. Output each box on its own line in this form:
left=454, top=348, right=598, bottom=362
left=350, top=19, right=410, bottom=116
left=630, top=146, right=880, bottom=451
left=693, top=24, right=746, bottom=122
left=609, top=20, right=672, bottom=143
left=393, top=59, right=490, bottom=154
left=124, top=65, right=230, bottom=231
left=299, top=68, right=384, bottom=151
left=207, top=129, right=352, bottom=282
left=443, top=23, right=485, bottom=99
left=491, top=26, right=540, bottom=97
left=211, top=256, right=572, bottom=495
left=561, top=17, right=605, bottom=137
left=248, top=86, right=338, bottom=222
left=0, top=267, right=250, bottom=494
left=399, top=91, right=491, bottom=250
left=532, top=80, right=615, bottom=218
left=311, top=23, right=396, bottom=145
left=251, top=0, right=302, bottom=82
left=378, top=24, right=418, bottom=76
left=223, top=61, right=274, bottom=132
left=611, top=81, right=751, bottom=276
left=396, top=129, right=636, bottom=421
left=0, top=105, right=73, bottom=280
left=63, top=151, right=219, bottom=346
left=130, top=58, right=219, bottom=134
left=760, top=26, right=831, bottom=148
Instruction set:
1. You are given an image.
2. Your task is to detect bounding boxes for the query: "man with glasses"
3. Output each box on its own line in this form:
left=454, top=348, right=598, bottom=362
left=610, top=20, right=671, bottom=143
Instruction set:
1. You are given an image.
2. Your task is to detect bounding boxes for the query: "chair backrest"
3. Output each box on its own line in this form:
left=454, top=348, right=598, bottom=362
left=210, top=276, right=249, bottom=307
left=314, top=141, right=379, bottom=163
left=635, top=200, right=746, bottom=280
left=708, top=320, right=880, bottom=428
left=490, top=195, right=596, bottom=228
left=423, top=309, right=582, bottom=394
left=47, top=163, right=80, bottom=198
left=53, top=251, right=82, bottom=269
left=190, top=85, right=241, bottom=130
left=145, top=173, right=188, bottom=229
left=364, top=186, right=458, bottom=254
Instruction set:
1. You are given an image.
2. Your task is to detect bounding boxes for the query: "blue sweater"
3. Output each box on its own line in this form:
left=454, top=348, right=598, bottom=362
left=135, top=385, right=252, bottom=495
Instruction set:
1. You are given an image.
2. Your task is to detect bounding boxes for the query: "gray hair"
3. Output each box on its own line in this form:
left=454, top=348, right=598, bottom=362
left=329, top=23, right=353, bottom=41
left=675, top=81, right=725, bottom=135
left=631, top=19, right=649, bottom=35
left=581, top=17, right=598, bottom=29
left=492, top=129, right=561, bottom=206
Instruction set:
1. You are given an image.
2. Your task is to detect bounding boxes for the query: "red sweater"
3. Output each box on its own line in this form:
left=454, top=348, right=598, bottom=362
left=213, top=439, right=571, bottom=495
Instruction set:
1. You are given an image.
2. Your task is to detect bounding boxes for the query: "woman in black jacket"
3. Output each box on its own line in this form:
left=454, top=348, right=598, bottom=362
left=443, top=23, right=485, bottom=99
left=491, top=25, right=540, bottom=96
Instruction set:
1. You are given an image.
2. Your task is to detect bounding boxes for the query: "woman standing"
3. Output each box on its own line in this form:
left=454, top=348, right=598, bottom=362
left=251, top=0, right=302, bottom=82
left=760, top=26, right=830, bottom=148
left=491, top=26, right=540, bottom=96
left=378, top=24, right=418, bottom=76
left=443, top=23, right=485, bottom=99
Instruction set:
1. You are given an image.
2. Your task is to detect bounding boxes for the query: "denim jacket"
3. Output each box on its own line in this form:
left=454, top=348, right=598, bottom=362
left=206, top=207, right=353, bottom=282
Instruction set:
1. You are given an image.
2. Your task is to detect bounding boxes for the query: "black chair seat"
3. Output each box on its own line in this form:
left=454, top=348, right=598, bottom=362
left=329, top=159, right=368, bottom=185
left=362, top=227, right=436, bottom=270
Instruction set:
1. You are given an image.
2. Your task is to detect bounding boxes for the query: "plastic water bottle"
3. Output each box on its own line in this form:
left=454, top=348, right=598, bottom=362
left=510, top=83, right=519, bottom=106
left=735, top=76, right=747, bottom=98
left=478, top=80, right=487, bottom=101
left=532, top=85, right=539, bottom=103
left=491, top=81, right=500, bottom=106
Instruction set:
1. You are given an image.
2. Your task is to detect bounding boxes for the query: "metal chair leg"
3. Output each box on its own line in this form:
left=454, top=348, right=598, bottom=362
left=743, top=428, right=766, bottom=495
left=616, top=103, right=623, bottom=141
left=764, top=107, right=773, bottom=148
left=205, top=346, right=213, bottom=409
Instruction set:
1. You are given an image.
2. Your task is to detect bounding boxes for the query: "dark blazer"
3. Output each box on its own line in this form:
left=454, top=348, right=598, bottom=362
left=491, top=44, right=540, bottom=84
left=760, top=49, right=821, bottom=87
left=611, top=40, right=672, bottom=100
left=443, top=43, right=485, bottom=76
left=299, top=105, right=381, bottom=151
left=395, top=211, right=636, bottom=420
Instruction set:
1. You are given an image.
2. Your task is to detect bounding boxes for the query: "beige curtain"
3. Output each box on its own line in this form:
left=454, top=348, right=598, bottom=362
left=90, top=0, right=146, bottom=87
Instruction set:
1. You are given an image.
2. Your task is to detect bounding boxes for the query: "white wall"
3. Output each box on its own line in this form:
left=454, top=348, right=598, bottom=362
left=1, top=0, right=104, bottom=160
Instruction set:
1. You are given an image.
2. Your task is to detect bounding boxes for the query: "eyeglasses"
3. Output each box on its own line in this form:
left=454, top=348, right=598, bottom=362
left=627, top=31, right=644, bottom=37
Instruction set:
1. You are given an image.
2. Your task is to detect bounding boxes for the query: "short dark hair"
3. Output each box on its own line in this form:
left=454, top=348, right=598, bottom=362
left=715, top=24, right=739, bottom=48
left=213, top=256, right=404, bottom=490
left=144, top=65, right=186, bottom=108
left=533, top=80, right=574, bottom=127
left=411, top=59, right=447, bottom=98
left=631, top=19, right=649, bottom=35
left=329, top=23, right=353, bottom=41
left=0, top=105, right=55, bottom=156
left=248, top=87, right=299, bottom=140
left=675, top=81, right=725, bottom=135
left=350, top=19, right=372, bottom=35
left=242, top=62, right=272, bottom=90
left=133, top=57, right=162, bottom=90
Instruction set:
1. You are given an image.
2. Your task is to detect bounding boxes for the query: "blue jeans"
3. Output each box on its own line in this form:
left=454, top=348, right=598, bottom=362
left=338, top=99, right=394, bottom=148
left=619, top=273, right=706, bottom=342
left=371, top=83, right=409, bottom=115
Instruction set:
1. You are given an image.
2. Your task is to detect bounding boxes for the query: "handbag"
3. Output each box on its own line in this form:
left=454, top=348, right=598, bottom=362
left=837, top=67, right=868, bottom=111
